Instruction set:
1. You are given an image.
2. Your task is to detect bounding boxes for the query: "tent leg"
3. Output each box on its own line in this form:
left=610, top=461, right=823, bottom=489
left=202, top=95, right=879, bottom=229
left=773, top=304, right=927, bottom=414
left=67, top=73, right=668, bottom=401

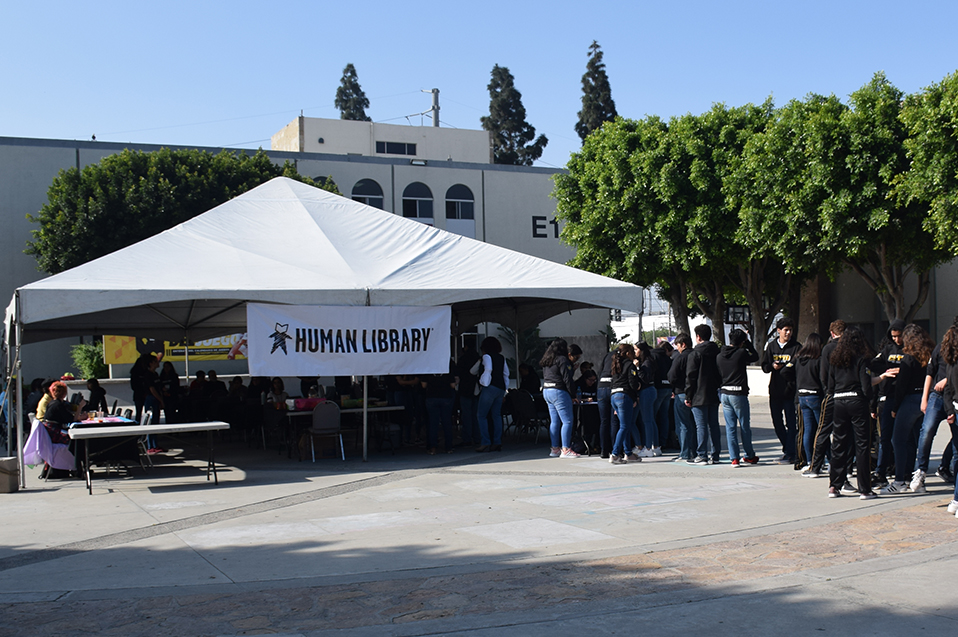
left=362, top=376, right=368, bottom=462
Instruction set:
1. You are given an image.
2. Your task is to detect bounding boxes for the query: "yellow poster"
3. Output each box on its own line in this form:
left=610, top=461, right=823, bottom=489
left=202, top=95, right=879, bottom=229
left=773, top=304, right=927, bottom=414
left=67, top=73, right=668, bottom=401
left=103, top=334, right=247, bottom=364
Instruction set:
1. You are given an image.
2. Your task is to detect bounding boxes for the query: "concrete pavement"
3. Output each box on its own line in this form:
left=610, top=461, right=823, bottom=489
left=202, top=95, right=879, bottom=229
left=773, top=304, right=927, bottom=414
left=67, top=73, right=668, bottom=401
left=2, top=397, right=957, bottom=635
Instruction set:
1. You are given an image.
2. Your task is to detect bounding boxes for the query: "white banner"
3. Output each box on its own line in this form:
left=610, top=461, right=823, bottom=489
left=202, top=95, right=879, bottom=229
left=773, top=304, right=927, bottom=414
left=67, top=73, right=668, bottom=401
left=246, top=304, right=451, bottom=377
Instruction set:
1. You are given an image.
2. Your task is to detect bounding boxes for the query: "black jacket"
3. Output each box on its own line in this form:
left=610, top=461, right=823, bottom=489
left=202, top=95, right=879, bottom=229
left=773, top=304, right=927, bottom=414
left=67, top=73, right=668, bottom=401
left=796, top=356, right=824, bottom=397
left=542, top=357, right=575, bottom=395
left=872, top=319, right=906, bottom=399
left=762, top=338, right=800, bottom=398
left=611, top=360, right=641, bottom=400
left=717, top=342, right=759, bottom=396
left=686, top=341, right=721, bottom=406
left=891, top=354, right=926, bottom=412
left=668, top=349, right=691, bottom=396
left=827, top=356, right=873, bottom=401
left=819, top=337, right=839, bottom=393
left=649, top=347, right=673, bottom=390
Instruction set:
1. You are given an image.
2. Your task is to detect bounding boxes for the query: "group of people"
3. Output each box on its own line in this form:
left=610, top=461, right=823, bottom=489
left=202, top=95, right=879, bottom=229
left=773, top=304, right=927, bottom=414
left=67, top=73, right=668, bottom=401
left=585, top=315, right=958, bottom=511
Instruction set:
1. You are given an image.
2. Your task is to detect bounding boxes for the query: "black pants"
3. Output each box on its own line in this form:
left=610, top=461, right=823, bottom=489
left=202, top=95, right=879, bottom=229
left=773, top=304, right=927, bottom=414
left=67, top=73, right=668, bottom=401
left=830, top=398, right=873, bottom=494
left=810, top=394, right=833, bottom=472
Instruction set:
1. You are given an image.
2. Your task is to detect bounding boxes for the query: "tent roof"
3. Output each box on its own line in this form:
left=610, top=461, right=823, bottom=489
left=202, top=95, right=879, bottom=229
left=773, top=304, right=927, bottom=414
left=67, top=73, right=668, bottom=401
left=11, top=177, right=643, bottom=343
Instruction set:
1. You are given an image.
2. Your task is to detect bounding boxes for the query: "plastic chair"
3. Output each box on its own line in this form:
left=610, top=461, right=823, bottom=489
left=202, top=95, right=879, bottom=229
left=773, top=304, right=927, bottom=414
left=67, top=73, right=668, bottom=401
left=509, top=389, right=547, bottom=443
left=308, top=402, right=344, bottom=461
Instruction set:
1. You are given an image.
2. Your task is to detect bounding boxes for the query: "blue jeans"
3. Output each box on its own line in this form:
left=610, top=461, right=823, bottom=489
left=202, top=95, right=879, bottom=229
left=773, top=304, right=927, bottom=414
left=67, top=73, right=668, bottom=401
left=638, top=385, right=658, bottom=448
left=691, top=403, right=721, bottom=461
left=799, top=395, right=823, bottom=465
left=892, top=393, right=923, bottom=483
left=653, top=387, right=672, bottom=448
left=544, top=387, right=574, bottom=449
left=477, top=385, right=505, bottom=446
left=458, top=394, right=478, bottom=445
left=426, top=396, right=454, bottom=451
left=597, top=386, right=615, bottom=455
left=769, top=394, right=797, bottom=460
left=611, top=392, right=635, bottom=456
left=721, top=393, right=754, bottom=460
left=916, top=391, right=946, bottom=473
left=673, top=393, right=695, bottom=460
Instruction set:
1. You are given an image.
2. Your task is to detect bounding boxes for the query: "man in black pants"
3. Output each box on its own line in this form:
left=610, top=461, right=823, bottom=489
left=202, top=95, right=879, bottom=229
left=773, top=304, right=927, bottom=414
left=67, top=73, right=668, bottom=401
left=804, top=320, right=845, bottom=478
left=762, top=317, right=801, bottom=464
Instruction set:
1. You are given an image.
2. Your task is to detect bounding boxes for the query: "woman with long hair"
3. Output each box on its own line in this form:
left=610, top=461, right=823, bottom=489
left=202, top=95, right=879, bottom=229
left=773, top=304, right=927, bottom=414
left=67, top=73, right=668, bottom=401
left=475, top=336, right=509, bottom=452
left=826, top=326, right=877, bottom=499
left=882, top=324, right=936, bottom=494
left=633, top=342, right=660, bottom=456
left=540, top=338, right=579, bottom=458
left=939, top=318, right=958, bottom=515
left=795, top=332, right=824, bottom=470
left=609, top=343, right=640, bottom=464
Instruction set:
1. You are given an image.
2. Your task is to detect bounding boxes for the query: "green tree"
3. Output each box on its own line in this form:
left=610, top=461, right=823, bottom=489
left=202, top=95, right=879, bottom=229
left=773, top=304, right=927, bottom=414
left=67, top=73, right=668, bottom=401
left=899, top=70, right=958, bottom=251
left=334, top=63, right=371, bottom=121
left=481, top=65, right=548, bottom=166
left=575, top=40, right=618, bottom=141
left=27, top=148, right=338, bottom=274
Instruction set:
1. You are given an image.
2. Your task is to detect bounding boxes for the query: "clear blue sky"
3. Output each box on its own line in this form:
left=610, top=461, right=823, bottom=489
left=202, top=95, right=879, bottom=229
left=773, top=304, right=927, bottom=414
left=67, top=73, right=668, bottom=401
left=3, top=1, right=956, bottom=169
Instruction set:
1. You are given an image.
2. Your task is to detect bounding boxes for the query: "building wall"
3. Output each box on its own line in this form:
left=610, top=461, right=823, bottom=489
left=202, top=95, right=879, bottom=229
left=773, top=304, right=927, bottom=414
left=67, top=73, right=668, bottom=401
left=273, top=117, right=492, bottom=164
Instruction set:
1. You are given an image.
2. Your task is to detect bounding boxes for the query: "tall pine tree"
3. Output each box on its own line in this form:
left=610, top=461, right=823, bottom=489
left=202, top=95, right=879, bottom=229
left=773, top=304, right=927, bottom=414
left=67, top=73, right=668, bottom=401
left=334, top=63, right=371, bottom=121
left=575, top=41, right=617, bottom=141
left=480, top=65, right=548, bottom=165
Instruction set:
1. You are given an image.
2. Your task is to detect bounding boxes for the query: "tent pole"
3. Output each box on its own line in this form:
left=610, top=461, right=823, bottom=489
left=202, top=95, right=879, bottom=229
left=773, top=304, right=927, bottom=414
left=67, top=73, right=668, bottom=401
left=362, top=376, right=368, bottom=462
left=514, top=309, right=520, bottom=389
left=15, top=293, right=25, bottom=488
left=183, top=333, right=191, bottom=379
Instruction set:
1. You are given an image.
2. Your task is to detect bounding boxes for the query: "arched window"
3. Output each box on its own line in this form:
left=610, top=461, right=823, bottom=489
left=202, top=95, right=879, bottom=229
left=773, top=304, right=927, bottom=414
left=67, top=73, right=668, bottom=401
left=352, top=179, right=384, bottom=210
left=445, top=184, right=474, bottom=220
left=402, top=182, right=433, bottom=224
left=445, top=184, right=475, bottom=238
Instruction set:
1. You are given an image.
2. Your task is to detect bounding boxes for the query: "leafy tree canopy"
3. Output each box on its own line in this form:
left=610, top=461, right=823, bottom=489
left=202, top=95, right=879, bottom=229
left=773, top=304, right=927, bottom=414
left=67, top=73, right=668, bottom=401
left=334, top=63, right=372, bottom=121
left=481, top=65, right=548, bottom=166
left=27, top=148, right=338, bottom=274
left=575, top=40, right=618, bottom=141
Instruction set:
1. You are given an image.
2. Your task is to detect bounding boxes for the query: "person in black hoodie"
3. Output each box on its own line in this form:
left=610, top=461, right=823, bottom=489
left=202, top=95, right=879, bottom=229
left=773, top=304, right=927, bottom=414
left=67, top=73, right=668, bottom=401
left=650, top=342, right=675, bottom=451
left=882, top=324, right=935, bottom=494
left=685, top=324, right=722, bottom=464
left=804, top=320, right=845, bottom=478
left=596, top=348, right=619, bottom=458
left=669, top=333, right=696, bottom=461
left=826, top=326, right=877, bottom=499
left=717, top=328, right=760, bottom=467
left=939, top=323, right=958, bottom=514
left=762, top=317, right=801, bottom=464
left=795, top=333, right=825, bottom=471
left=872, top=319, right=905, bottom=486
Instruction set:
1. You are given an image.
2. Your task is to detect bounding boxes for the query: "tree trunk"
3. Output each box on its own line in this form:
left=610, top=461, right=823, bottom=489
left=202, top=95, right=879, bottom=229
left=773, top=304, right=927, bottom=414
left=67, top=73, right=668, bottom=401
left=666, top=282, right=692, bottom=336
left=845, top=249, right=931, bottom=323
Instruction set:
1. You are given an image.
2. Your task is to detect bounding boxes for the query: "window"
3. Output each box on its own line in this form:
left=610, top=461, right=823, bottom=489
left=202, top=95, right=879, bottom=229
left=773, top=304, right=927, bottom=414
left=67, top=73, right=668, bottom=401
left=402, top=182, right=433, bottom=224
left=445, top=184, right=474, bottom=220
left=445, top=184, right=476, bottom=238
left=351, top=178, right=384, bottom=209
left=375, top=141, right=417, bottom=156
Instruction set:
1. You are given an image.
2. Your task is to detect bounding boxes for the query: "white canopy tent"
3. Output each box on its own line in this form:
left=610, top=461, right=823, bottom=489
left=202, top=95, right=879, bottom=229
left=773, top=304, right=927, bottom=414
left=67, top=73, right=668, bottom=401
left=5, top=177, right=642, bottom=474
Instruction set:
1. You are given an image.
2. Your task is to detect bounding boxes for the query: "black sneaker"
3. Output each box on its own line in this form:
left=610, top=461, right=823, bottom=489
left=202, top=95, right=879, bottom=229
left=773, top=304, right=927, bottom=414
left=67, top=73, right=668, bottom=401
left=936, top=466, right=956, bottom=484
left=871, top=471, right=889, bottom=488
left=841, top=481, right=858, bottom=494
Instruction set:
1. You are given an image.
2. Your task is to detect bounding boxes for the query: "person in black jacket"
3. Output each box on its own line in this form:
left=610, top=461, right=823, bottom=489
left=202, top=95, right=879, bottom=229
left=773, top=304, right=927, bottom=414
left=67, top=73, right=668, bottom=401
left=650, top=342, right=675, bottom=451
left=882, top=324, right=935, bottom=494
left=939, top=324, right=958, bottom=514
left=540, top=338, right=578, bottom=458
left=609, top=344, right=641, bottom=464
left=805, top=320, right=845, bottom=478
left=795, top=333, right=824, bottom=471
left=827, top=326, right=878, bottom=499
left=762, top=317, right=801, bottom=464
left=686, top=324, right=722, bottom=464
left=717, top=329, right=760, bottom=467
left=872, top=319, right=905, bottom=486
left=596, top=348, right=618, bottom=458
left=912, top=324, right=954, bottom=492
left=669, top=333, right=696, bottom=461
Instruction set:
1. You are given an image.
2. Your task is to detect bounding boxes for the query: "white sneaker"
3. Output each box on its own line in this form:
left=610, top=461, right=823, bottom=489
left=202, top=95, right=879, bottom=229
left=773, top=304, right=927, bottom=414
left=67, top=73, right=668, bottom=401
left=947, top=500, right=958, bottom=514
left=632, top=446, right=643, bottom=456
left=802, top=467, right=822, bottom=478
left=909, top=469, right=926, bottom=493
left=549, top=447, right=561, bottom=458
left=560, top=448, right=581, bottom=458
left=651, top=447, right=663, bottom=457
left=609, top=454, right=627, bottom=465
left=639, top=448, right=655, bottom=458
left=880, top=480, right=909, bottom=495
